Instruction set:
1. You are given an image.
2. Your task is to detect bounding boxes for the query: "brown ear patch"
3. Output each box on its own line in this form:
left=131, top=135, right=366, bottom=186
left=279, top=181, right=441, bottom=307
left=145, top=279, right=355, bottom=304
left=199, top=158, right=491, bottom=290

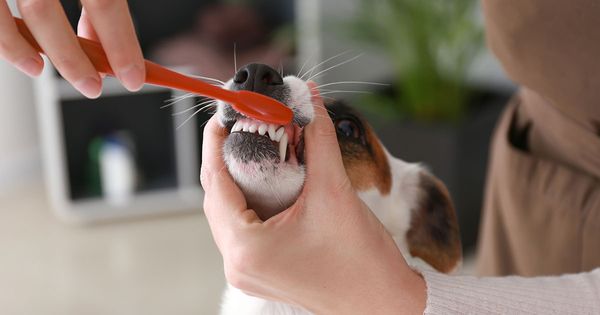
left=406, top=171, right=462, bottom=273
left=325, top=100, right=392, bottom=195
left=343, top=125, right=392, bottom=195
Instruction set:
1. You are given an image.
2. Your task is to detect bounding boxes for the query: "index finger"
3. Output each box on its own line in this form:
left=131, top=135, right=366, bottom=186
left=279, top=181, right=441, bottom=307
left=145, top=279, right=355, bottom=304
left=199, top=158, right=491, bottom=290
left=80, top=0, right=145, bottom=92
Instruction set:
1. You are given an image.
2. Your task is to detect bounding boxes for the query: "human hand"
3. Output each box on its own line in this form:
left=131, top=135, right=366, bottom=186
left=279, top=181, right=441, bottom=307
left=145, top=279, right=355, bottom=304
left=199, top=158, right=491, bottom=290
left=200, top=84, right=426, bottom=314
left=0, top=0, right=144, bottom=98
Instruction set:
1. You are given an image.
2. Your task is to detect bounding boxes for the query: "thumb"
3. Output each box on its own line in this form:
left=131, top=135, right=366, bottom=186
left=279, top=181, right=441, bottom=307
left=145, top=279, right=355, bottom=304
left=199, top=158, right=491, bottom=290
left=303, top=82, right=348, bottom=186
left=200, top=116, right=248, bottom=227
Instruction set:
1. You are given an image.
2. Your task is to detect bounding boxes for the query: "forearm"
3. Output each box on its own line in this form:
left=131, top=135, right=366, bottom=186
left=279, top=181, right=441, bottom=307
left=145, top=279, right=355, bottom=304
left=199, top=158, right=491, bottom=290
left=422, top=268, right=600, bottom=314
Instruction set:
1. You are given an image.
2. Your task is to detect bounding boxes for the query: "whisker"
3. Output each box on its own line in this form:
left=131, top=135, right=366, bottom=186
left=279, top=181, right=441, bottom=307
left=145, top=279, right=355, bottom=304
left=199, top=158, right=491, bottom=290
left=299, top=50, right=352, bottom=80
left=196, top=103, right=217, bottom=114
left=176, top=106, right=207, bottom=130
left=172, top=100, right=216, bottom=116
left=319, top=95, right=341, bottom=103
left=233, top=42, right=238, bottom=74
left=266, top=179, right=285, bottom=209
left=199, top=118, right=212, bottom=129
left=311, top=105, right=334, bottom=116
left=279, top=61, right=284, bottom=77
left=297, top=56, right=312, bottom=78
left=318, top=90, right=372, bottom=96
left=314, top=81, right=389, bottom=89
left=299, top=101, right=334, bottom=115
left=186, top=74, right=225, bottom=85
left=313, top=88, right=371, bottom=94
left=307, top=53, right=364, bottom=82
left=162, top=93, right=196, bottom=109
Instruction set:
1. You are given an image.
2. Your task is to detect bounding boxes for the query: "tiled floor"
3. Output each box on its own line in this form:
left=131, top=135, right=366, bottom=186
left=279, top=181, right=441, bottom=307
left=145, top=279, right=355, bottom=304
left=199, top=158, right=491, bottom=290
left=0, top=180, right=477, bottom=315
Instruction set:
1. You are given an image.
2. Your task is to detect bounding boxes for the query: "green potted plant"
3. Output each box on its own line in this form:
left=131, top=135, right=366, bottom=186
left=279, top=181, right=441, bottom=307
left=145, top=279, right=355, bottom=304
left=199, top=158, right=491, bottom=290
left=346, top=0, right=511, bottom=250
left=351, top=0, right=482, bottom=121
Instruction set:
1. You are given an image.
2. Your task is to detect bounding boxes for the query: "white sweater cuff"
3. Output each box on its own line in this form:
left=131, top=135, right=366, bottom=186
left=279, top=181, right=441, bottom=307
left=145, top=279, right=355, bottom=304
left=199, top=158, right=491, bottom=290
left=421, top=268, right=600, bottom=314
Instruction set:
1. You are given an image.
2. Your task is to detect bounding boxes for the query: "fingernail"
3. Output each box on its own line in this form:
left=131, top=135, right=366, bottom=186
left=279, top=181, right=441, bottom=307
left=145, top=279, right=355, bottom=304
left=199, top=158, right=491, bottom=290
left=118, top=65, right=144, bottom=92
left=75, top=77, right=102, bottom=99
left=16, top=57, right=43, bottom=77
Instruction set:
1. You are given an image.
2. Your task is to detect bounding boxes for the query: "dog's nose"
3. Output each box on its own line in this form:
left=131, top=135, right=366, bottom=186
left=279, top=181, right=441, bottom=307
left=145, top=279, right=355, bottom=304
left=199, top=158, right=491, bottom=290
left=231, top=63, right=283, bottom=94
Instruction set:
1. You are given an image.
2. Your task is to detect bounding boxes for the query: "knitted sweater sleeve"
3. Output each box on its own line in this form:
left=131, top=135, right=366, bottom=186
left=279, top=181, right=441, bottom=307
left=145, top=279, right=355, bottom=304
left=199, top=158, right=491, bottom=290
left=421, top=268, right=600, bottom=314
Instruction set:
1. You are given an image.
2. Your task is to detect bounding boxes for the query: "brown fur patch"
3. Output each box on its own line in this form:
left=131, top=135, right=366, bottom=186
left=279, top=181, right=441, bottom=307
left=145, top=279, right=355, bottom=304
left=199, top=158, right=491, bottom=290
left=325, top=101, right=392, bottom=195
left=406, top=172, right=462, bottom=273
left=342, top=125, right=392, bottom=195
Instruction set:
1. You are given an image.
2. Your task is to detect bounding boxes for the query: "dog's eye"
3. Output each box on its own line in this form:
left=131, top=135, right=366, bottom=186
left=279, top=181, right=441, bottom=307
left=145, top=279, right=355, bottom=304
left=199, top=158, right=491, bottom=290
left=335, top=119, right=360, bottom=139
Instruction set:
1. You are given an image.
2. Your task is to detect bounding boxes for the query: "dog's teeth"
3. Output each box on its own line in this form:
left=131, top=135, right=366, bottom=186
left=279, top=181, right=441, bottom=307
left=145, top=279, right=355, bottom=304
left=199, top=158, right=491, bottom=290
left=249, top=124, right=258, bottom=133
left=232, top=121, right=242, bottom=132
left=279, top=133, right=288, bottom=163
left=242, top=123, right=249, bottom=132
left=258, top=124, right=267, bottom=135
left=275, top=127, right=285, bottom=141
left=268, top=124, right=277, bottom=141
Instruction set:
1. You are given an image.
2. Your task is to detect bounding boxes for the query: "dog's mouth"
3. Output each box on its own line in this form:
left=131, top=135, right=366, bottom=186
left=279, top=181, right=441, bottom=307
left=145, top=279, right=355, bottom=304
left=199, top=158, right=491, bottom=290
left=218, top=63, right=313, bottom=170
left=225, top=118, right=305, bottom=165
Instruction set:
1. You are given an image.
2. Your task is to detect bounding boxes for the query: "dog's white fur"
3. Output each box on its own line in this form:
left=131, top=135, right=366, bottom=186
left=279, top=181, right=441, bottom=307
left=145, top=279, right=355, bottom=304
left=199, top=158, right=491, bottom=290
left=216, top=75, right=452, bottom=315
left=218, top=77, right=313, bottom=213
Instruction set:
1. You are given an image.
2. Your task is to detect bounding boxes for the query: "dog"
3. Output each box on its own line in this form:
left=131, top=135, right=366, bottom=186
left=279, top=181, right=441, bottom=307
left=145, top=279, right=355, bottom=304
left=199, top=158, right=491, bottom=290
left=214, top=63, right=461, bottom=315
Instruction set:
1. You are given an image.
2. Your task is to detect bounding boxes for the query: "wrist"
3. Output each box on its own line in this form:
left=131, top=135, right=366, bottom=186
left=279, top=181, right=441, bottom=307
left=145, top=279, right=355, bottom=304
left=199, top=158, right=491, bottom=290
left=310, top=264, right=426, bottom=315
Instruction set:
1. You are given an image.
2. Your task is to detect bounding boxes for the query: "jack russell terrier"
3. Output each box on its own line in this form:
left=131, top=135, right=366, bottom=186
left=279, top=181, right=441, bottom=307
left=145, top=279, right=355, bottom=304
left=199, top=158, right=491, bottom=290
left=213, top=63, right=461, bottom=315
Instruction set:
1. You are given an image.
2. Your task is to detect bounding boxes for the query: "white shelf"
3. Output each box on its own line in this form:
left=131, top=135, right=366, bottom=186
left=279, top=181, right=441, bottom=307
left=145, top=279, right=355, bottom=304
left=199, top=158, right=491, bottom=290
left=56, top=187, right=203, bottom=224
left=34, top=62, right=204, bottom=224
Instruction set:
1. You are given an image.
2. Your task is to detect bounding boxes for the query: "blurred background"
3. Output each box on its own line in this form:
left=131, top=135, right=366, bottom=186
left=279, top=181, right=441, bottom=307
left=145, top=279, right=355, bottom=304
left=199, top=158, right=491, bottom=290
left=0, top=0, right=514, bottom=313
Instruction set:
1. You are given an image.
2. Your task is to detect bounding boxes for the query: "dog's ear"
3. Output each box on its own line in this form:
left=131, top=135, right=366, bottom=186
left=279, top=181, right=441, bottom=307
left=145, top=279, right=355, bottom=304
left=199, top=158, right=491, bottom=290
left=406, top=171, right=462, bottom=273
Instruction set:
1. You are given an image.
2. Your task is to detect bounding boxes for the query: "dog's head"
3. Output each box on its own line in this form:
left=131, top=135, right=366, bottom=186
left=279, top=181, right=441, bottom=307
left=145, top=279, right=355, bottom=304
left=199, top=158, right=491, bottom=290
left=215, top=63, right=461, bottom=273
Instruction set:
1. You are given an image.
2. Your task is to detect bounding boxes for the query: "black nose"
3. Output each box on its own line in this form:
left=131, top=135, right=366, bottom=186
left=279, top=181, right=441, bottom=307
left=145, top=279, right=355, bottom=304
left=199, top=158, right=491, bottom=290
left=231, top=63, right=283, bottom=94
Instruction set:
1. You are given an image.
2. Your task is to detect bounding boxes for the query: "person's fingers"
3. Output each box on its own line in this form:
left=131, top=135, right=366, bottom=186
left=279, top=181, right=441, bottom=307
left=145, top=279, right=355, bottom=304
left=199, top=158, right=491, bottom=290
left=77, top=8, right=99, bottom=41
left=17, top=0, right=101, bottom=98
left=80, top=0, right=145, bottom=92
left=77, top=8, right=106, bottom=79
left=200, top=116, right=250, bottom=228
left=0, top=1, right=44, bottom=76
left=303, top=82, right=348, bottom=185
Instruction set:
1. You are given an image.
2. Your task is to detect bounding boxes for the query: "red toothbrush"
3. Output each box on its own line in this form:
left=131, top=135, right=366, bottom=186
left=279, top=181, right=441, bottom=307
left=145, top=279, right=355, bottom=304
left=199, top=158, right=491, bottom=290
left=13, top=17, right=293, bottom=125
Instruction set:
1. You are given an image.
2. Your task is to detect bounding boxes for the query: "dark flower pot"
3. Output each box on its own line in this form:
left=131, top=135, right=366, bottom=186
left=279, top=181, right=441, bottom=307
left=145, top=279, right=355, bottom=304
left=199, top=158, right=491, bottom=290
left=365, top=89, right=511, bottom=251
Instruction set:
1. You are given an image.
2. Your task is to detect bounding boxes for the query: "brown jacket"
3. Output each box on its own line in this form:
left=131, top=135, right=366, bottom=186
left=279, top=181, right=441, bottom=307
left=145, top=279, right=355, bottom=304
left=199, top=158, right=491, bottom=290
left=477, top=0, right=600, bottom=276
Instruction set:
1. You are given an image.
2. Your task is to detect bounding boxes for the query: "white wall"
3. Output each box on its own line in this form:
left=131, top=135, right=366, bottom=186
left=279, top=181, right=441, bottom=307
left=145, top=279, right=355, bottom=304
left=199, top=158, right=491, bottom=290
left=0, top=1, right=41, bottom=192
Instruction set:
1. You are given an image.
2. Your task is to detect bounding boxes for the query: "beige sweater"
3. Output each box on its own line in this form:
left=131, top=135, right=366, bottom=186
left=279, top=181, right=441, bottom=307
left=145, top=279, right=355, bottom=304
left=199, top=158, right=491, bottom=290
left=421, top=1, right=600, bottom=312
left=422, top=269, right=600, bottom=314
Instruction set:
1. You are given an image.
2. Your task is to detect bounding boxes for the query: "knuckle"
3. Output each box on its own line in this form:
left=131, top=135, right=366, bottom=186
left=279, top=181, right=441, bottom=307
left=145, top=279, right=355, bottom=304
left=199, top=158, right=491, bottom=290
left=18, top=0, right=50, bottom=17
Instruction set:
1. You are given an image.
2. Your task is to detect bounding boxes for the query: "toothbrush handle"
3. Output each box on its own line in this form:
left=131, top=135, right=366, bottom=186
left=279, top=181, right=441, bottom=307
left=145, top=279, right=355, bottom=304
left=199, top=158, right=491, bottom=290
left=13, top=17, right=238, bottom=103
